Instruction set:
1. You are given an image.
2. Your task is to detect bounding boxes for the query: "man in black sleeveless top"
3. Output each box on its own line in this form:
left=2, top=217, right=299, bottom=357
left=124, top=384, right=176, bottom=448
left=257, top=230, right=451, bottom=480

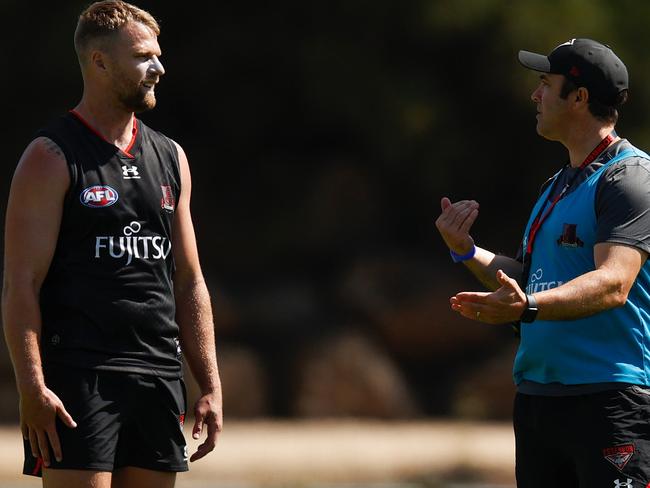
left=2, top=2, right=223, bottom=487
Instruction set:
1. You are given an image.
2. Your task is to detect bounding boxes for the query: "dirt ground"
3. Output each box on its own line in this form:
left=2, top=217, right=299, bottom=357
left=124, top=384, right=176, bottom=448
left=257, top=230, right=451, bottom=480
left=0, top=420, right=516, bottom=487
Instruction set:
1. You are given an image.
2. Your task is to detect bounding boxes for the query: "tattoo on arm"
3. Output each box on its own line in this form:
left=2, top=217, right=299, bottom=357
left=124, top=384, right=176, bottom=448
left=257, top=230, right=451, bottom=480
left=42, top=138, right=64, bottom=158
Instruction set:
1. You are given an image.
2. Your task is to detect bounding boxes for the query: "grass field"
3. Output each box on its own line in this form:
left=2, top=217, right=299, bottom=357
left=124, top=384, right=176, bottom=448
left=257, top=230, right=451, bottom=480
left=0, top=420, right=515, bottom=488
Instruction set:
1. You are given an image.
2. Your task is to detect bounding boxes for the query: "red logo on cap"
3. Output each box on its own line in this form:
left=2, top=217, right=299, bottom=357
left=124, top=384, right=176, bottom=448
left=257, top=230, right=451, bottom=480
left=569, top=66, right=580, bottom=77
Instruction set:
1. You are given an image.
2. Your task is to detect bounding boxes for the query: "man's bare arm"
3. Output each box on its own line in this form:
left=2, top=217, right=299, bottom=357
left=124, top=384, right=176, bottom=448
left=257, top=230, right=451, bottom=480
left=435, top=196, right=522, bottom=289
left=451, top=243, right=646, bottom=324
left=2, top=137, right=77, bottom=467
left=171, top=141, right=223, bottom=462
left=533, top=242, right=646, bottom=320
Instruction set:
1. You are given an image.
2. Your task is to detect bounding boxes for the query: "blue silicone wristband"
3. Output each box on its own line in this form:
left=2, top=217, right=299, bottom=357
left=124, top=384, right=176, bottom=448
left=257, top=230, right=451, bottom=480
left=450, top=246, right=476, bottom=263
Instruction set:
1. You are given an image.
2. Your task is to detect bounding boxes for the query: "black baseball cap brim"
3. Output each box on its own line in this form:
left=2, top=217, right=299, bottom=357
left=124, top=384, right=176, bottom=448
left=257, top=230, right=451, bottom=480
left=518, top=50, right=551, bottom=73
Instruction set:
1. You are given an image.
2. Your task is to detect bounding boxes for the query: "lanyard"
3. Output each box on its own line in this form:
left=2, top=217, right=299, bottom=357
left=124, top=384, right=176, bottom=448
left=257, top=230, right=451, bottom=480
left=524, top=133, right=614, bottom=257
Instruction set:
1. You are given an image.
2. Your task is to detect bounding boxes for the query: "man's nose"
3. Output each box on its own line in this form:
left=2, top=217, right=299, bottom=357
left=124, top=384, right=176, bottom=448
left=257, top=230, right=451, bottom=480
left=531, top=85, right=542, bottom=103
left=150, top=56, right=165, bottom=76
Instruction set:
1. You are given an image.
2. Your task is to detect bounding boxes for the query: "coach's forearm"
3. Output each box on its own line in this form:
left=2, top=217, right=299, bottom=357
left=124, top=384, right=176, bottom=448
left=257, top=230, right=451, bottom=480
left=176, top=278, right=221, bottom=395
left=2, top=285, right=46, bottom=396
left=534, top=269, right=630, bottom=321
left=463, top=246, right=523, bottom=291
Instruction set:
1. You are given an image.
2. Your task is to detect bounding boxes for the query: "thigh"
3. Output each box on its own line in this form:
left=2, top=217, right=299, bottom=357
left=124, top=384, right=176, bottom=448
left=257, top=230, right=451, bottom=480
left=576, top=387, right=650, bottom=488
left=112, top=466, right=176, bottom=488
left=23, top=365, right=122, bottom=477
left=514, top=393, right=578, bottom=488
left=43, top=469, right=111, bottom=488
left=115, top=374, right=188, bottom=473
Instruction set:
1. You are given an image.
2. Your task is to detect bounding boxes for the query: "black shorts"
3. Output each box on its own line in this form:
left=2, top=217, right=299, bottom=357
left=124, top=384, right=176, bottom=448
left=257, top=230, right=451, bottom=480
left=23, top=364, right=188, bottom=477
left=514, top=387, right=650, bottom=488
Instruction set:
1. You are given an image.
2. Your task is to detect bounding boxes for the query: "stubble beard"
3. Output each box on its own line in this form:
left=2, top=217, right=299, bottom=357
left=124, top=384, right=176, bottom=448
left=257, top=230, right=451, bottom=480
left=112, top=70, right=157, bottom=113
left=118, top=86, right=157, bottom=114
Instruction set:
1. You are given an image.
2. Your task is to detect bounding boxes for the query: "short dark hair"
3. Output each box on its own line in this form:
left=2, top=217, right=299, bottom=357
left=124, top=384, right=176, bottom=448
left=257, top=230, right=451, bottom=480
left=560, top=76, right=627, bottom=125
left=74, top=1, right=160, bottom=65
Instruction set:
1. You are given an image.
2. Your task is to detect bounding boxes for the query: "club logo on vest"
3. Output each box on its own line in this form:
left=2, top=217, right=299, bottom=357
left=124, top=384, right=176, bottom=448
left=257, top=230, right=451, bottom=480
left=605, top=444, right=635, bottom=471
left=557, top=223, right=584, bottom=248
left=161, top=185, right=175, bottom=213
left=80, top=185, right=119, bottom=208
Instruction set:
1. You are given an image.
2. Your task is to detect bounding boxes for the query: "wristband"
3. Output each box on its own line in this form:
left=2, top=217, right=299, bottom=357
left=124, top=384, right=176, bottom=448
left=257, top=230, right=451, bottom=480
left=450, top=246, right=476, bottom=263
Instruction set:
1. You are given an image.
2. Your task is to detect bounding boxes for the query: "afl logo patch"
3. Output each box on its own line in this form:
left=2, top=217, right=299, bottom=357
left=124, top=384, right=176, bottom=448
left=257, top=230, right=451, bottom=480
left=80, top=185, right=119, bottom=208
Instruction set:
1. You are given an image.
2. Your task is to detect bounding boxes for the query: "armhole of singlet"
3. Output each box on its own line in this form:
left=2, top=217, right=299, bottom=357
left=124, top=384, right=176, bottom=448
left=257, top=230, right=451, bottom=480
left=34, top=131, right=78, bottom=207
left=167, top=137, right=182, bottom=199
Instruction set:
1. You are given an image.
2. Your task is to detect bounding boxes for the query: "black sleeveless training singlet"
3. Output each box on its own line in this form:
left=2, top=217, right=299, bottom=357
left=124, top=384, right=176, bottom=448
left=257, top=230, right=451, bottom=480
left=37, top=111, right=182, bottom=378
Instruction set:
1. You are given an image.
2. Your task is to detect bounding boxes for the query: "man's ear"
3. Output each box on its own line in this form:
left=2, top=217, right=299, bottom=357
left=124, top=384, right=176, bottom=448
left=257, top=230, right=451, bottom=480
left=575, top=86, right=590, bottom=104
left=91, top=50, right=107, bottom=71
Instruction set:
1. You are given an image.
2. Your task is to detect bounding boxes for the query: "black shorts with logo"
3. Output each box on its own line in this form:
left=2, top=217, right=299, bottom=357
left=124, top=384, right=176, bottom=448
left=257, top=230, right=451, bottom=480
left=514, top=387, right=650, bottom=488
left=23, top=364, right=188, bottom=476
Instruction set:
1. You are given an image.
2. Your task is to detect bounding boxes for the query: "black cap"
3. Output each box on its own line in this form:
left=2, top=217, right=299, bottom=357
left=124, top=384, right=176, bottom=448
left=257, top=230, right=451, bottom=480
left=518, top=38, right=628, bottom=106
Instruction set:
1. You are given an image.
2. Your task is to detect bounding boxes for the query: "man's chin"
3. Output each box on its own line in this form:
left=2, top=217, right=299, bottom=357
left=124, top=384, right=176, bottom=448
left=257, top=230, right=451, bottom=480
left=536, top=127, right=559, bottom=142
left=121, top=94, right=157, bottom=114
left=134, top=101, right=156, bottom=114
left=134, top=96, right=157, bottom=113
left=536, top=123, right=549, bottom=138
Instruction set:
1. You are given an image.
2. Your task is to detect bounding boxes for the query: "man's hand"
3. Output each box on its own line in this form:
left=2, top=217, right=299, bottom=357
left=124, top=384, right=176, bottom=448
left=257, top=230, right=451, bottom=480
left=20, top=387, right=76, bottom=467
left=450, top=269, right=528, bottom=324
left=190, top=391, right=223, bottom=462
left=435, top=197, right=479, bottom=254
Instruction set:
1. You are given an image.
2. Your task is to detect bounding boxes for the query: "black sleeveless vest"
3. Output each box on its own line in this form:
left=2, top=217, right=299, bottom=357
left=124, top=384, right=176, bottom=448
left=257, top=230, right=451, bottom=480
left=38, top=111, right=182, bottom=378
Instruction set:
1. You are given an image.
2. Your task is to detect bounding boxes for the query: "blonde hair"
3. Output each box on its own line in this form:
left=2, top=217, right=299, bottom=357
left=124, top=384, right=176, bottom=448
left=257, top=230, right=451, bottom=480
left=74, top=1, right=160, bottom=63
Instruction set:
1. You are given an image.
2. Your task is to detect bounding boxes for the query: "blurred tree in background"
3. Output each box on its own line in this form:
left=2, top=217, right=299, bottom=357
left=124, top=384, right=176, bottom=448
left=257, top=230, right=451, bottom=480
left=2, top=0, right=650, bottom=420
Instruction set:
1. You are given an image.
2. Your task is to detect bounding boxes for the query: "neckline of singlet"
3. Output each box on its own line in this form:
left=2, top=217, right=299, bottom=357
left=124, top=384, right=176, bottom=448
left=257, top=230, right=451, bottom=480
left=69, top=109, right=139, bottom=159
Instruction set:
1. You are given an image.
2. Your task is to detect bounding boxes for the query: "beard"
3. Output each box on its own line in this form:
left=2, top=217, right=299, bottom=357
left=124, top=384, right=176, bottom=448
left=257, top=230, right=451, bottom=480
left=110, top=66, right=158, bottom=113
left=117, top=84, right=157, bottom=113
